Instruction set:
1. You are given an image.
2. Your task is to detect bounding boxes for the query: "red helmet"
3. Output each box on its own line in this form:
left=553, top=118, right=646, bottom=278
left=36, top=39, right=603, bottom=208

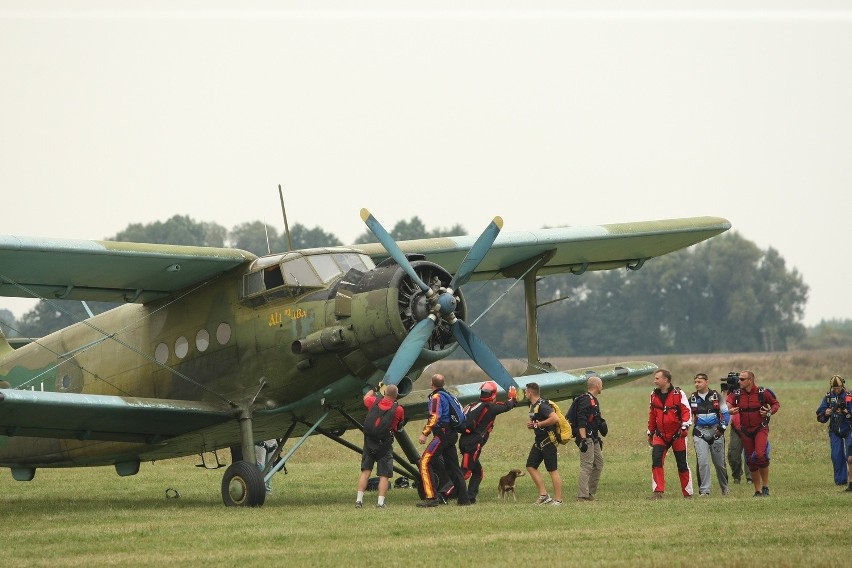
left=480, top=380, right=498, bottom=402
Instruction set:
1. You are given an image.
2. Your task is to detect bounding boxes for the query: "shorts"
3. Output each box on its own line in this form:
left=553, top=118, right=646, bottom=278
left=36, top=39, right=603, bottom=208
left=526, top=440, right=558, bottom=472
left=361, top=444, right=393, bottom=478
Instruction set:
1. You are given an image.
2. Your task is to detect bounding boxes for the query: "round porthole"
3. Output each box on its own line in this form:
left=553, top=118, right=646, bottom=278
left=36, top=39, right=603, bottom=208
left=155, top=342, right=169, bottom=364
left=216, top=322, right=231, bottom=345
left=175, top=336, right=189, bottom=359
left=196, top=329, right=210, bottom=352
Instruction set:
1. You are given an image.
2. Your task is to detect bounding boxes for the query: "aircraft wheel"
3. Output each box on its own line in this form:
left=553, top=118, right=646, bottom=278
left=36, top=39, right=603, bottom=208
left=221, top=460, right=266, bottom=507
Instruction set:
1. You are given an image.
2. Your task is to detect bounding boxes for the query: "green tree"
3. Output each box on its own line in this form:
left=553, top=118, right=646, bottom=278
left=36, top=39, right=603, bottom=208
left=229, top=221, right=284, bottom=255
left=798, top=319, right=852, bottom=349
left=352, top=216, right=465, bottom=244
left=17, top=301, right=116, bottom=338
left=0, top=308, right=17, bottom=337
left=112, top=215, right=226, bottom=246
left=229, top=222, right=342, bottom=256
left=552, top=232, right=809, bottom=355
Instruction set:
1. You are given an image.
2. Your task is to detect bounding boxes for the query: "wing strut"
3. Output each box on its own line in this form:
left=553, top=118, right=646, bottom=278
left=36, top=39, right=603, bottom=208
left=264, top=411, right=330, bottom=484
left=500, top=250, right=558, bottom=376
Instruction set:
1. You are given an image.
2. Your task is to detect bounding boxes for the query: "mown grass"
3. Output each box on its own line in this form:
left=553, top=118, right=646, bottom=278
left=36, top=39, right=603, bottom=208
left=3, top=353, right=850, bottom=567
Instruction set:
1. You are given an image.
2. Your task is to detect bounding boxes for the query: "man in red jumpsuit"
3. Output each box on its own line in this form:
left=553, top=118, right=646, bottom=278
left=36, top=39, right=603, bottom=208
left=647, top=369, right=693, bottom=499
left=727, top=370, right=780, bottom=497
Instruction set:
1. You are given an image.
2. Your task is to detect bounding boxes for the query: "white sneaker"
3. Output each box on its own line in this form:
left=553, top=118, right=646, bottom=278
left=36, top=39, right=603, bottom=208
left=534, top=495, right=553, bottom=505
left=549, top=499, right=563, bottom=506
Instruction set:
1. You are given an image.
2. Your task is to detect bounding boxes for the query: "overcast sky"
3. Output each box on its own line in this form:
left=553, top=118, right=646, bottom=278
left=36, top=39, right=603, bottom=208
left=1, top=2, right=850, bottom=326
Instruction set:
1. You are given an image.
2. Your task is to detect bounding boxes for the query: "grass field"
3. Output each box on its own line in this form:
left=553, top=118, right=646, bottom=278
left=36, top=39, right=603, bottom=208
left=3, top=354, right=851, bottom=567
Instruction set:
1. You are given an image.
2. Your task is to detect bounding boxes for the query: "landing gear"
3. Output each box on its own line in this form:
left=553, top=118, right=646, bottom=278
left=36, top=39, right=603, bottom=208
left=221, top=460, right=266, bottom=507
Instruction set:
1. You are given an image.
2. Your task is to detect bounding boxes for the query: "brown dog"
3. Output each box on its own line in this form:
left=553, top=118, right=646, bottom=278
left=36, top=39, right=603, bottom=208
left=497, top=469, right=525, bottom=500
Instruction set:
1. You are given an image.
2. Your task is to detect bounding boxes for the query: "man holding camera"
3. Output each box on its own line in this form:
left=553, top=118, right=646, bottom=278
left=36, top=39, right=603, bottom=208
left=690, top=373, right=730, bottom=496
left=722, top=372, right=752, bottom=485
left=727, top=370, right=780, bottom=497
left=816, top=375, right=852, bottom=490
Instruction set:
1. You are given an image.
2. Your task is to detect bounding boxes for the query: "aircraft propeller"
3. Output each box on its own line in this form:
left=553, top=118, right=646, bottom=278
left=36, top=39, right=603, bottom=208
left=360, top=209, right=520, bottom=394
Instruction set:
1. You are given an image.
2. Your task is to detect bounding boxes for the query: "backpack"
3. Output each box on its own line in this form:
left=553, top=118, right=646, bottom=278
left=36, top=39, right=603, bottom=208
left=533, top=398, right=572, bottom=445
left=439, top=390, right=468, bottom=433
left=566, top=393, right=602, bottom=439
left=565, top=394, right=585, bottom=439
left=364, top=398, right=398, bottom=442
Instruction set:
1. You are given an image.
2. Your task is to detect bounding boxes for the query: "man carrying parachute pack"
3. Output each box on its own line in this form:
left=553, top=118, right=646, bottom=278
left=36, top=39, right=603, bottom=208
left=525, top=382, right=564, bottom=505
left=567, top=375, right=608, bottom=502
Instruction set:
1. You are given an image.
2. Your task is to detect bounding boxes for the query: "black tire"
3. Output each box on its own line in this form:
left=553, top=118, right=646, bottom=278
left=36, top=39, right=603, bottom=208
left=221, top=460, right=266, bottom=507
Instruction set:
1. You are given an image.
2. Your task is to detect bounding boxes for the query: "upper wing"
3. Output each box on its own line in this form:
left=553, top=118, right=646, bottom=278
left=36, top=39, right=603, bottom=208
left=0, top=237, right=256, bottom=303
left=353, top=216, right=731, bottom=279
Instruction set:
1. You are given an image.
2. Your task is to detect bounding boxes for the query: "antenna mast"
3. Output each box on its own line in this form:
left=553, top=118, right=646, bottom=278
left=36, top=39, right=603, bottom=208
left=278, top=184, right=293, bottom=252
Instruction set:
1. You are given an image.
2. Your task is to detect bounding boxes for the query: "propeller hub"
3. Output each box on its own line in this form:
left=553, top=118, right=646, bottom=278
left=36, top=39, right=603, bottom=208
left=437, top=292, right=457, bottom=316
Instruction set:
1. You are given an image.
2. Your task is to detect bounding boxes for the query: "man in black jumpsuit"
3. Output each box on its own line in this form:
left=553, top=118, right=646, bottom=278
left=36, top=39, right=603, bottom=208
left=459, top=381, right=518, bottom=503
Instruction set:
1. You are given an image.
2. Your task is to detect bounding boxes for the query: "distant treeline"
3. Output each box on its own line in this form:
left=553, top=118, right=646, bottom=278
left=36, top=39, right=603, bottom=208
left=2, top=214, right=850, bottom=355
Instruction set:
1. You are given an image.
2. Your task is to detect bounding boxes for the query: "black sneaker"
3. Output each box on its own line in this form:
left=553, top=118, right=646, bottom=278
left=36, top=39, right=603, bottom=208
left=753, top=491, right=762, bottom=497
left=417, top=499, right=440, bottom=508
left=846, top=484, right=852, bottom=492
left=355, top=501, right=363, bottom=508
left=761, top=486, right=769, bottom=496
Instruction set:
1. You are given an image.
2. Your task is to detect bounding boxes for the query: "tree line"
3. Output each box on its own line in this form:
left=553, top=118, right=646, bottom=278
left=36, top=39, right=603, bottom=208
left=2, top=214, right=848, bottom=354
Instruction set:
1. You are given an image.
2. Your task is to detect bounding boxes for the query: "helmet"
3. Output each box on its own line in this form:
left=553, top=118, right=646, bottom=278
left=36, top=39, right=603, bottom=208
left=830, top=375, right=845, bottom=388
left=480, top=380, right=498, bottom=402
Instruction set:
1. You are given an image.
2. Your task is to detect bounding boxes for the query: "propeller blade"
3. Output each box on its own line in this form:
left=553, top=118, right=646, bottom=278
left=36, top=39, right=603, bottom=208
left=451, top=319, right=519, bottom=391
left=361, top=208, right=431, bottom=293
left=450, top=216, right=503, bottom=290
left=382, top=316, right=436, bottom=386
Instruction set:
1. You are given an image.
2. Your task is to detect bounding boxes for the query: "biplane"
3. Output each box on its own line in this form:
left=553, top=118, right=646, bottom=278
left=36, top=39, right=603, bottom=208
left=0, top=210, right=729, bottom=506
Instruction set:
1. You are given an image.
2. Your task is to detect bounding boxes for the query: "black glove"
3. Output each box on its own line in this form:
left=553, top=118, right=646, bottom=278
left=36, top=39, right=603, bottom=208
left=598, top=418, right=608, bottom=437
left=579, top=438, right=588, bottom=452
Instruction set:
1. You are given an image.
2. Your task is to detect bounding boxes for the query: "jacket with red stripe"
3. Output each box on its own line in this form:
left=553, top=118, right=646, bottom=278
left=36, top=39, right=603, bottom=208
left=648, top=387, right=692, bottom=441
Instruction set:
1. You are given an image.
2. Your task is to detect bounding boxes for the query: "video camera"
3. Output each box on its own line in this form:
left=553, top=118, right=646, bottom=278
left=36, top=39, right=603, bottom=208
left=721, top=371, right=740, bottom=392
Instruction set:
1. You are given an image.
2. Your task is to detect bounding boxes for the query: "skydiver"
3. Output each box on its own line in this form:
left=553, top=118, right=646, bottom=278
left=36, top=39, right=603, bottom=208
left=525, top=382, right=564, bottom=505
left=458, top=380, right=519, bottom=503
left=647, top=369, right=693, bottom=499
left=417, top=374, right=471, bottom=507
left=357, top=384, right=405, bottom=508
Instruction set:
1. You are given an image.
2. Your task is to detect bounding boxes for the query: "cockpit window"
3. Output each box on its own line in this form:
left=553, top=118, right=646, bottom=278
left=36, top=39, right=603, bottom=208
left=282, top=257, right=322, bottom=287
left=309, top=254, right=342, bottom=283
left=335, top=253, right=371, bottom=273
left=243, top=251, right=375, bottom=306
